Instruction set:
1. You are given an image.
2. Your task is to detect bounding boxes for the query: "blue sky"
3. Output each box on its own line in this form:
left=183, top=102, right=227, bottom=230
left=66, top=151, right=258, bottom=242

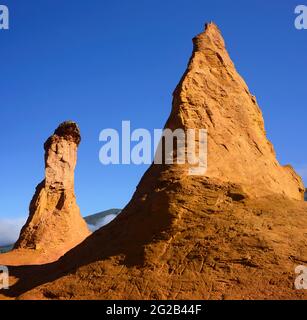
left=0, top=0, right=306, bottom=234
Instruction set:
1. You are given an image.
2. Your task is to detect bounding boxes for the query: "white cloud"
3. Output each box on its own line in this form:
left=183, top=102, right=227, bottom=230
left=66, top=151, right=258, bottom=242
left=88, top=214, right=117, bottom=232
left=0, top=213, right=118, bottom=246
left=0, top=217, right=26, bottom=246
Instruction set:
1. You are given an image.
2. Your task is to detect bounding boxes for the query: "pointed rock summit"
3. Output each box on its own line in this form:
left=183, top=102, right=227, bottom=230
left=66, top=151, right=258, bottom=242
left=0, top=121, right=90, bottom=265
left=166, top=22, right=304, bottom=199
left=3, top=24, right=307, bottom=300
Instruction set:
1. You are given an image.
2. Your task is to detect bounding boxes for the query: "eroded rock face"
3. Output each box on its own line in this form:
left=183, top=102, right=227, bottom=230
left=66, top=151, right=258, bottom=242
left=165, top=22, right=304, bottom=199
left=13, top=121, right=90, bottom=258
left=12, top=23, right=307, bottom=301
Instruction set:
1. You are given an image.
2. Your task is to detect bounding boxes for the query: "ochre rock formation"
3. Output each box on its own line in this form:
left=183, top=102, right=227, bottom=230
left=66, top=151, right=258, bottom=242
left=165, top=22, right=304, bottom=199
left=0, top=122, right=90, bottom=266
left=1, top=24, right=306, bottom=300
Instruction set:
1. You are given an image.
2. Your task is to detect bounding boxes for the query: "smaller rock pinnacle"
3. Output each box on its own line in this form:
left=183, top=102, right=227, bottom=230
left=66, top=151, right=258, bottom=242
left=54, top=121, right=81, bottom=146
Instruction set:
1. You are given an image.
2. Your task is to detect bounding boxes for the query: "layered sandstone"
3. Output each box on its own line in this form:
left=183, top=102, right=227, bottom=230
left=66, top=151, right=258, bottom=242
left=0, top=122, right=90, bottom=265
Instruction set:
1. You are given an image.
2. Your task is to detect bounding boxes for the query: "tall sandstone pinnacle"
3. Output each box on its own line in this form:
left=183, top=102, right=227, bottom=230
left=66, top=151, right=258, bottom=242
left=4, top=23, right=307, bottom=300
left=166, top=22, right=304, bottom=199
left=0, top=121, right=90, bottom=265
